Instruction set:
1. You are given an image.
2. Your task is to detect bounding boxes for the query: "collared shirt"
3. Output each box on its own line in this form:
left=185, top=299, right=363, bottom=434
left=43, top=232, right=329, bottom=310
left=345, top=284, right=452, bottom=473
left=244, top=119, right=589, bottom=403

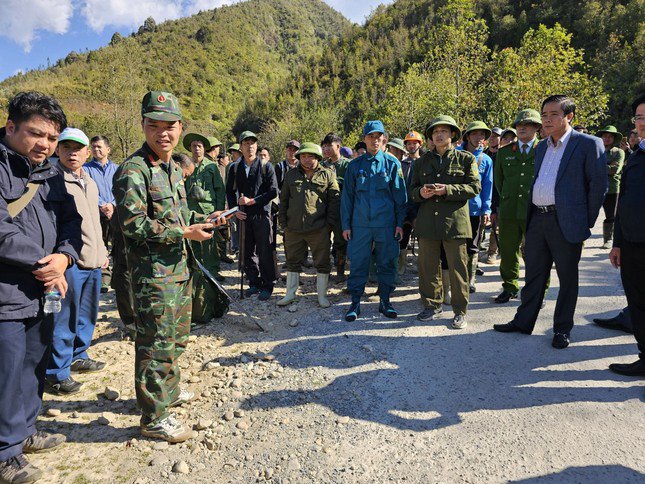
left=84, top=158, right=118, bottom=206
left=532, top=128, right=572, bottom=206
left=518, top=138, right=536, bottom=155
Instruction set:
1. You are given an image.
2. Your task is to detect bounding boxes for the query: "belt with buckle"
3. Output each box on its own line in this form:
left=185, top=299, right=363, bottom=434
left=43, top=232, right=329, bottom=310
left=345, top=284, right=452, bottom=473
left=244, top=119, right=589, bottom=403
left=534, top=204, right=556, bottom=213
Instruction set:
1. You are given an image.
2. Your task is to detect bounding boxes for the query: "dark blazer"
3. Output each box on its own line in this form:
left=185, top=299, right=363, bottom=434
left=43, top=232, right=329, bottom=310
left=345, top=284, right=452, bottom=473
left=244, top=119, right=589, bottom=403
left=225, top=157, right=278, bottom=217
left=528, top=130, right=607, bottom=243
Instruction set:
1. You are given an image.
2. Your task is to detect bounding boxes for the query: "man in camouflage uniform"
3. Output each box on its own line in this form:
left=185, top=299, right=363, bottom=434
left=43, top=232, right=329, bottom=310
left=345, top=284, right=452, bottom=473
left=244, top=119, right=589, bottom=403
left=321, top=132, right=350, bottom=282
left=596, top=125, right=625, bottom=249
left=113, top=91, right=218, bottom=443
left=183, top=133, right=226, bottom=325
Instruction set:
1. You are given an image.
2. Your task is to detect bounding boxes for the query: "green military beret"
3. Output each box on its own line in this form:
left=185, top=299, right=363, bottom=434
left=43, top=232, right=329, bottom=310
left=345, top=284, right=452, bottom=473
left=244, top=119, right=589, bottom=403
left=238, top=131, right=258, bottom=143
left=182, top=132, right=211, bottom=151
left=295, top=142, right=323, bottom=160
left=462, top=121, right=492, bottom=140
left=141, top=91, right=182, bottom=122
left=425, top=115, right=461, bottom=142
left=596, top=125, right=623, bottom=144
left=386, top=138, right=407, bottom=153
left=512, top=109, right=542, bottom=128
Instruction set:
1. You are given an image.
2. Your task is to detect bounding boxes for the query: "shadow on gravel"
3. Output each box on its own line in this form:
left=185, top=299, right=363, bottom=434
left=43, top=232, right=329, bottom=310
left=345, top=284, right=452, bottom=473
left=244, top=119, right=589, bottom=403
left=511, top=465, right=644, bottom=482
left=240, top=323, right=643, bottom=432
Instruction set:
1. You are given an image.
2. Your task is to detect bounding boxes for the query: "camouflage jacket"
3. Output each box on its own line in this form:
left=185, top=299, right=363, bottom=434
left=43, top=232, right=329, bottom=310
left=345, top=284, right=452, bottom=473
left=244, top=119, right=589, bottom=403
left=113, top=143, right=202, bottom=284
left=185, top=157, right=225, bottom=214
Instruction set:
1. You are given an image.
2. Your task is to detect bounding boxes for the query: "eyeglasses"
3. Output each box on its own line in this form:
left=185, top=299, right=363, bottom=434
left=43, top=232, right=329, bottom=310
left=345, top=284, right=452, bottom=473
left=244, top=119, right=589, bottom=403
left=633, top=115, right=645, bottom=123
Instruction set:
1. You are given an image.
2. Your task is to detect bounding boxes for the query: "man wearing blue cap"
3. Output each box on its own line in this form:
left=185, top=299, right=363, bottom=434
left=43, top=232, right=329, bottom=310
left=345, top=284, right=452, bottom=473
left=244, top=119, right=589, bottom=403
left=341, top=120, right=407, bottom=321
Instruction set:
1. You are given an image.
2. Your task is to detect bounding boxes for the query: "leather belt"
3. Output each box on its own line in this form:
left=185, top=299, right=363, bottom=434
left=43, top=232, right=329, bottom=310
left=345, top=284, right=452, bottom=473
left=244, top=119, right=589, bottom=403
left=534, top=204, right=556, bottom=213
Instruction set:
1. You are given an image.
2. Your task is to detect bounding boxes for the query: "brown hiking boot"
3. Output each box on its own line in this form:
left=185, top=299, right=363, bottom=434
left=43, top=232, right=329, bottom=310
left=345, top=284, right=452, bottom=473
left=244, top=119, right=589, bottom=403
left=22, top=431, right=66, bottom=454
left=0, top=454, right=42, bottom=483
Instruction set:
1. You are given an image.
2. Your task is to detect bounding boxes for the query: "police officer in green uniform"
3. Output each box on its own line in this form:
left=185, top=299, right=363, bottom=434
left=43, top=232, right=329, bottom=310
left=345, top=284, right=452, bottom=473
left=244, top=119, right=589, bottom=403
left=277, top=142, right=340, bottom=308
left=494, top=109, right=542, bottom=303
left=113, top=91, right=221, bottom=443
left=409, top=115, right=481, bottom=329
left=321, top=133, right=350, bottom=282
left=596, top=125, right=625, bottom=248
left=183, top=132, right=226, bottom=324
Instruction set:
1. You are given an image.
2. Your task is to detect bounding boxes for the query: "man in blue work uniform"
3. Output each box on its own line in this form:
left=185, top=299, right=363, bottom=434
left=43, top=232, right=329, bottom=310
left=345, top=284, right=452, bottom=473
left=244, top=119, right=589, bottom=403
left=341, top=120, right=407, bottom=321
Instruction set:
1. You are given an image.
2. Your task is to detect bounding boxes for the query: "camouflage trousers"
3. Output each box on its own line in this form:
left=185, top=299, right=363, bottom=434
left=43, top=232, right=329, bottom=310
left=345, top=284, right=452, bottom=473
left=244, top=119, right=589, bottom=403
left=133, top=279, right=192, bottom=425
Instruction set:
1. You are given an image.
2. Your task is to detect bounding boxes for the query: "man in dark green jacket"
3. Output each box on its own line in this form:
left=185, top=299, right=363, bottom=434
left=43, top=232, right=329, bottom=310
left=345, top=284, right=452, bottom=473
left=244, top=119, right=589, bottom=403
left=409, top=115, right=481, bottom=329
left=277, top=143, right=340, bottom=308
left=596, top=125, right=625, bottom=249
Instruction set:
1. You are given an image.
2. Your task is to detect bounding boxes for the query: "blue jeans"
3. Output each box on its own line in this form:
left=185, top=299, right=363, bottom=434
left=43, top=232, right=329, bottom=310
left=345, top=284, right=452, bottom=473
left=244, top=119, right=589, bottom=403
left=347, top=226, right=399, bottom=300
left=0, top=316, right=53, bottom=461
left=47, top=265, right=101, bottom=382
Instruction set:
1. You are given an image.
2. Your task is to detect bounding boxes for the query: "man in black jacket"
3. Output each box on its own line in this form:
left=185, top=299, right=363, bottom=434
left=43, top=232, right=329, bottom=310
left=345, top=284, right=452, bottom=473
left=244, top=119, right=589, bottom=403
left=608, top=94, right=645, bottom=377
left=0, top=92, right=82, bottom=482
left=226, top=131, right=279, bottom=300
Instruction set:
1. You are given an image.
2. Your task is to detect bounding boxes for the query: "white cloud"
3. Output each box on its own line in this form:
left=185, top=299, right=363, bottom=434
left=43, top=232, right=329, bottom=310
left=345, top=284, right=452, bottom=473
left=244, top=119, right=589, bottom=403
left=0, top=0, right=73, bottom=52
left=81, top=0, right=183, bottom=33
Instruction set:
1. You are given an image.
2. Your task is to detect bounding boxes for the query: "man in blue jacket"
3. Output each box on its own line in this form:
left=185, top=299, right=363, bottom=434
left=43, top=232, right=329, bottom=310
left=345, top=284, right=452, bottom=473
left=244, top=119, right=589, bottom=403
left=460, top=121, right=493, bottom=293
left=0, top=92, right=82, bottom=482
left=341, top=120, right=407, bottom=321
left=494, top=95, right=607, bottom=349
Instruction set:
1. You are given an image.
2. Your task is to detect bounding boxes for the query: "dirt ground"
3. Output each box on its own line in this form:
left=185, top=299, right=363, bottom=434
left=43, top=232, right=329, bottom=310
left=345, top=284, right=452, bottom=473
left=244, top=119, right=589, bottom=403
left=33, top=222, right=645, bottom=483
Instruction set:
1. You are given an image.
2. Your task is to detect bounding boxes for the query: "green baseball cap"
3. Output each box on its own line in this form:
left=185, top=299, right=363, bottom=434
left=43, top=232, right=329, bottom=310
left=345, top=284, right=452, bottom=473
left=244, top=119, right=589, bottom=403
left=596, top=125, right=623, bottom=144
left=182, top=133, right=211, bottom=151
left=295, top=142, right=323, bottom=160
left=386, top=138, right=407, bottom=152
left=512, top=109, right=542, bottom=128
left=425, top=115, right=461, bottom=142
left=227, top=143, right=241, bottom=153
left=238, top=131, right=258, bottom=143
left=141, top=91, right=182, bottom=122
left=463, top=121, right=492, bottom=140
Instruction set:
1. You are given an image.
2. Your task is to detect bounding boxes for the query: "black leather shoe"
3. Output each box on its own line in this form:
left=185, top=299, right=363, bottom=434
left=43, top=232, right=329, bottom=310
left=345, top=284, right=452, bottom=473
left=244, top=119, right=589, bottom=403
left=378, top=301, right=397, bottom=319
left=494, top=290, right=518, bottom=304
left=493, top=322, right=531, bottom=334
left=609, top=359, right=645, bottom=377
left=221, top=255, right=235, bottom=264
left=593, top=311, right=633, bottom=334
left=345, top=301, right=361, bottom=322
left=552, top=333, right=570, bottom=349
left=244, top=286, right=260, bottom=297
left=476, top=267, right=484, bottom=276
left=214, top=273, right=226, bottom=282
left=45, top=377, right=82, bottom=395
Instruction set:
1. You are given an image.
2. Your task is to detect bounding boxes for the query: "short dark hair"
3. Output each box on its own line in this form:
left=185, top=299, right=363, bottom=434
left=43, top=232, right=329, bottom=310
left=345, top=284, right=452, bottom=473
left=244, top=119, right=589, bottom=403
left=632, top=94, right=645, bottom=115
left=172, top=152, right=193, bottom=169
left=90, top=135, right=110, bottom=147
left=354, top=141, right=367, bottom=151
left=321, top=132, right=342, bottom=145
left=7, top=91, right=67, bottom=131
left=541, top=95, right=576, bottom=116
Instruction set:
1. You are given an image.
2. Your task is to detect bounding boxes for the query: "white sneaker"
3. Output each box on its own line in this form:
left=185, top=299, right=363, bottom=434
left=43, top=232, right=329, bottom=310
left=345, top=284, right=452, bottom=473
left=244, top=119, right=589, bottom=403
left=141, top=415, right=193, bottom=443
left=169, top=388, right=195, bottom=408
left=452, top=314, right=467, bottom=329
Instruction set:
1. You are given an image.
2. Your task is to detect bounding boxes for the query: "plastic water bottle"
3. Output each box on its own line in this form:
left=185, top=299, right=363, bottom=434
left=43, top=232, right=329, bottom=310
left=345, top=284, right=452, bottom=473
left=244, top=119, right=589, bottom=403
left=44, top=290, right=62, bottom=314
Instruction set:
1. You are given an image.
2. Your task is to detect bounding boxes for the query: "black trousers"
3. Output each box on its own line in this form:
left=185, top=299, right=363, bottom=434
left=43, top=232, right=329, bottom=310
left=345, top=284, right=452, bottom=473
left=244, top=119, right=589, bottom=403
left=513, top=211, right=582, bottom=335
left=0, top=316, right=53, bottom=461
left=602, top=193, right=618, bottom=224
left=243, top=214, right=276, bottom=290
left=100, top=214, right=113, bottom=287
left=467, top=215, right=483, bottom=254
left=621, top=241, right=645, bottom=360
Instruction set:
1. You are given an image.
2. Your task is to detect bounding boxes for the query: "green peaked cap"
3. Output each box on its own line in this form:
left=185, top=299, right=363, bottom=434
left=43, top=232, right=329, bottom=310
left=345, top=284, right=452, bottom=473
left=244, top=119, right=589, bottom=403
left=596, top=125, right=623, bottom=144
left=295, top=142, right=323, bottom=159
left=141, top=91, right=182, bottom=121
left=182, top=132, right=211, bottom=151
left=386, top=138, right=407, bottom=152
left=238, top=131, right=258, bottom=143
left=463, top=121, right=492, bottom=140
left=227, top=143, right=241, bottom=153
left=512, top=109, right=542, bottom=128
left=425, top=115, right=461, bottom=142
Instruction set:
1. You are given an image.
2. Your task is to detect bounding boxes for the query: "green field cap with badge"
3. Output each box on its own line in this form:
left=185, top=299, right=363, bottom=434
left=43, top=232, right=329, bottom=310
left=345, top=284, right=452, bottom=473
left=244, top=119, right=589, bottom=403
left=182, top=133, right=211, bottom=151
left=295, top=142, right=323, bottom=160
left=596, top=125, right=623, bottom=144
left=425, top=115, right=461, bottom=142
left=141, top=91, right=182, bottom=121
left=58, top=127, right=89, bottom=146
left=512, top=109, right=542, bottom=128
left=463, top=121, right=491, bottom=140
left=238, top=131, right=258, bottom=143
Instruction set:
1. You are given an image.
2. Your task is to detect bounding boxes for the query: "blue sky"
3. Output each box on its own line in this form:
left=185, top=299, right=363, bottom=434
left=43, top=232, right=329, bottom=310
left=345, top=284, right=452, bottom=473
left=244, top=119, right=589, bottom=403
left=0, top=0, right=391, bottom=82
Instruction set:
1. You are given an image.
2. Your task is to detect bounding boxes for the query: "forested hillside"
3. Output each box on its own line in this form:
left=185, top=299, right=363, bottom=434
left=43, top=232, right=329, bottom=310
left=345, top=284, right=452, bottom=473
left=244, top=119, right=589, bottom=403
left=0, top=0, right=642, bottom=160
